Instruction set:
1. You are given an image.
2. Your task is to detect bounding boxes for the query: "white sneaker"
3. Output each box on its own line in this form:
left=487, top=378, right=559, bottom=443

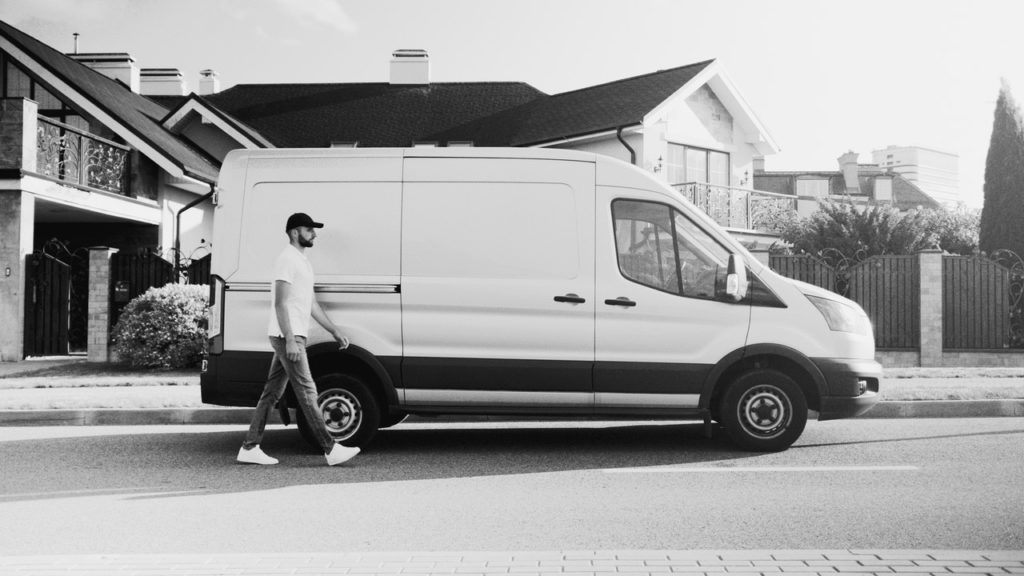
left=325, top=443, right=360, bottom=466
left=237, top=445, right=279, bottom=465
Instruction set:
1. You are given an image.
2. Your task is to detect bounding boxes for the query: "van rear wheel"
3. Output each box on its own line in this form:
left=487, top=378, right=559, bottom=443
left=720, top=368, right=807, bottom=452
left=296, top=373, right=380, bottom=449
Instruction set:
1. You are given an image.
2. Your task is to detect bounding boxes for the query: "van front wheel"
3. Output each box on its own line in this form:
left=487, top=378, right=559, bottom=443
left=720, top=369, right=807, bottom=452
left=296, top=373, right=380, bottom=449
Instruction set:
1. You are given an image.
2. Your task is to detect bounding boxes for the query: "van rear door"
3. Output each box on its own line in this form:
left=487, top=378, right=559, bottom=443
left=594, top=186, right=751, bottom=413
left=400, top=156, right=596, bottom=411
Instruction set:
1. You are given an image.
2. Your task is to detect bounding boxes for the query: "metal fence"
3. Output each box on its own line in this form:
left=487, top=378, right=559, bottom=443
left=672, top=182, right=797, bottom=232
left=36, top=116, right=130, bottom=195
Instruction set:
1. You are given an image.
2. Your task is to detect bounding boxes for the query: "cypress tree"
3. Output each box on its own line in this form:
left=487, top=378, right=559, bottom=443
left=979, top=80, right=1024, bottom=257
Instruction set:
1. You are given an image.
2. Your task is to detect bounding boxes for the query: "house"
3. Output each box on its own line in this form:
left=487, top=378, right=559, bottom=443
left=753, top=151, right=941, bottom=217
left=0, top=20, right=780, bottom=361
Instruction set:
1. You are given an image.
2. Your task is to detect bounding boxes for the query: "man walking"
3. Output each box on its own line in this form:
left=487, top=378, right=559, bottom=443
left=237, top=212, right=361, bottom=466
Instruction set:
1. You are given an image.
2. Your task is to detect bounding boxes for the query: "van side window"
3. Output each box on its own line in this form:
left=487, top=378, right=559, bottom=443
left=612, top=200, right=729, bottom=300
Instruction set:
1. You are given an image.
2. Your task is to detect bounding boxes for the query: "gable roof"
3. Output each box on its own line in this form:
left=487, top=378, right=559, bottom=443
left=205, top=81, right=546, bottom=147
left=0, top=20, right=219, bottom=183
left=161, top=93, right=275, bottom=149
left=428, top=60, right=716, bottom=146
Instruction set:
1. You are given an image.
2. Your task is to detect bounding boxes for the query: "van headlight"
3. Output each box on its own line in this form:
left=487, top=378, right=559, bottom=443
left=806, top=295, right=871, bottom=335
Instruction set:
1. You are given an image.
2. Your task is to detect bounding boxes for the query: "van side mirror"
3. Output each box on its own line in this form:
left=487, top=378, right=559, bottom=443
left=725, top=254, right=748, bottom=301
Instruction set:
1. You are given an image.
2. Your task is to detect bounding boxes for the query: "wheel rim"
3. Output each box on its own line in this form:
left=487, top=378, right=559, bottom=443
left=317, top=388, right=362, bottom=441
left=736, top=384, right=792, bottom=439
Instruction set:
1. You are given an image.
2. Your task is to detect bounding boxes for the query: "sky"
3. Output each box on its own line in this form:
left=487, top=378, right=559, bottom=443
left=3, top=0, right=1023, bottom=208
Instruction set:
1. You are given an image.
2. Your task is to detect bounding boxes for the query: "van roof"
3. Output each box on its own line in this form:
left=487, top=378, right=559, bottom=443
left=224, top=146, right=599, bottom=164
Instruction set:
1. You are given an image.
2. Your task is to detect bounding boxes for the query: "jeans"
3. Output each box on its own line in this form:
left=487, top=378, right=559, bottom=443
left=243, top=336, right=335, bottom=454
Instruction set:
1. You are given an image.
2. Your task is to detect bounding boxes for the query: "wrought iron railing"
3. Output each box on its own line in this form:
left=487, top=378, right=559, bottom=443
left=36, top=116, right=130, bottom=196
left=672, top=182, right=797, bottom=233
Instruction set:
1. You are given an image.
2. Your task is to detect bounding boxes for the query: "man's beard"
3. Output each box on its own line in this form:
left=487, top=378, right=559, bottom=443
left=298, top=237, right=314, bottom=248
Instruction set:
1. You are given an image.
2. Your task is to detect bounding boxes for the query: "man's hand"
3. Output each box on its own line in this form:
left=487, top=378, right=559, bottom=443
left=333, top=330, right=350, bottom=350
left=285, top=337, right=303, bottom=362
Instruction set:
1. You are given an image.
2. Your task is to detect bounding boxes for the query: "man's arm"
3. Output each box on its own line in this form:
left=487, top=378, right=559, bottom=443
left=275, top=280, right=303, bottom=362
left=312, top=298, right=349, bottom=349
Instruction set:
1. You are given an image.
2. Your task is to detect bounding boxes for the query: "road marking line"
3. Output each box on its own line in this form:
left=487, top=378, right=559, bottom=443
left=603, top=465, right=919, bottom=473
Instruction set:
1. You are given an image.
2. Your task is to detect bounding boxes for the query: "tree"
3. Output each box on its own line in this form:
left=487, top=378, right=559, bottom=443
left=918, top=205, right=980, bottom=256
left=979, top=80, right=1024, bottom=258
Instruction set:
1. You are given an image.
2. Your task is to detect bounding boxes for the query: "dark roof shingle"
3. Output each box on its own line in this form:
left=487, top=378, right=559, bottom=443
left=207, top=82, right=546, bottom=147
left=428, top=60, right=715, bottom=146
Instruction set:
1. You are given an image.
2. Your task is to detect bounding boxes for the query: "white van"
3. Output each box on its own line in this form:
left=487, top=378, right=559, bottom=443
left=201, top=147, right=880, bottom=452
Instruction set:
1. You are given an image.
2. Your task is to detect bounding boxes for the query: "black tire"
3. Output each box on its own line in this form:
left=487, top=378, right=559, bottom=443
left=379, top=412, right=408, bottom=429
left=296, top=373, right=380, bottom=449
left=719, top=368, right=807, bottom=452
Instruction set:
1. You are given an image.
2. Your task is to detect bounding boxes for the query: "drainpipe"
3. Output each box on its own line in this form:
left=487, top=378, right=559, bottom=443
left=616, top=126, right=637, bottom=165
left=174, top=184, right=215, bottom=280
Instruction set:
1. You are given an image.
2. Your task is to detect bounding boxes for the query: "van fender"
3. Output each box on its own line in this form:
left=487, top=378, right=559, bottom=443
left=304, top=342, right=400, bottom=407
left=698, top=344, right=828, bottom=411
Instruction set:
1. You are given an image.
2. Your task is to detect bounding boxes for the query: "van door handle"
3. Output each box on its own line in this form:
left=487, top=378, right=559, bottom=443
left=554, top=293, right=586, bottom=304
left=604, top=297, right=637, bottom=307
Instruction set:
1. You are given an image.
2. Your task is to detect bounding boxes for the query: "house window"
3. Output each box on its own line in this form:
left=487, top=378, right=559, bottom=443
left=795, top=178, right=829, bottom=198
left=5, top=61, right=31, bottom=99
left=1, top=51, right=88, bottom=126
left=666, top=143, right=730, bottom=186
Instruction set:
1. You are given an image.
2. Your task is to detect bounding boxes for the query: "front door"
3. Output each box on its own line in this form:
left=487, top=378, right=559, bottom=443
left=400, top=157, right=596, bottom=411
left=594, top=188, right=751, bottom=413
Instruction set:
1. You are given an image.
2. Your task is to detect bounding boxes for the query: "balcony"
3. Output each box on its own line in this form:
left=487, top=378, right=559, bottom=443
left=672, top=182, right=797, bottom=233
left=35, top=116, right=130, bottom=196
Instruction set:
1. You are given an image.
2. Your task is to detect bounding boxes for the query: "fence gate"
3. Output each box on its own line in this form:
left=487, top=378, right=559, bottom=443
left=23, top=253, right=71, bottom=356
left=23, top=242, right=89, bottom=357
left=942, top=255, right=1015, bottom=349
left=847, top=255, right=919, bottom=349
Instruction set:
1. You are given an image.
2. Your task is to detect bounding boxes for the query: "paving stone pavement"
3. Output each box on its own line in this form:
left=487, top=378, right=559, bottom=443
left=0, top=550, right=1022, bottom=576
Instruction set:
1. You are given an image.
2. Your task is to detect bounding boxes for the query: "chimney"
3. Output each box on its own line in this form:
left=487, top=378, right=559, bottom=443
left=68, top=53, right=140, bottom=92
left=199, top=69, right=220, bottom=95
left=837, top=151, right=861, bottom=194
left=140, top=68, right=188, bottom=96
left=390, top=49, right=429, bottom=85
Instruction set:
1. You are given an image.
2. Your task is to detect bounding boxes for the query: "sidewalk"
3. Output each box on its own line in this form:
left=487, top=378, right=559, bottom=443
left=1, top=358, right=1023, bottom=425
left=1, top=550, right=1022, bottom=576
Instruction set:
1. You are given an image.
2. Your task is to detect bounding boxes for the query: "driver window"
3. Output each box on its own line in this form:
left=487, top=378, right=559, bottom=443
left=612, top=200, right=728, bottom=299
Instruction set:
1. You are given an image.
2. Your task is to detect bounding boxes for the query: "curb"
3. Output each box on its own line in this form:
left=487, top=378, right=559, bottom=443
left=856, top=399, right=1024, bottom=418
left=0, top=400, right=1022, bottom=426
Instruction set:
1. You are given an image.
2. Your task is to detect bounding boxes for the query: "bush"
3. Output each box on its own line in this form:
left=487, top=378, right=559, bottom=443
left=112, top=283, right=209, bottom=369
left=779, top=201, right=935, bottom=259
left=775, top=202, right=981, bottom=259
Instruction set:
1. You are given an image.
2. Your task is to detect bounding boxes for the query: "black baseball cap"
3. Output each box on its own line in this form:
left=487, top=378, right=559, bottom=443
left=285, top=212, right=324, bottom=231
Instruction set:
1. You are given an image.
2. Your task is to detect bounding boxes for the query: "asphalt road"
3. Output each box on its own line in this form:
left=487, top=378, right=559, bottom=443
left=0, top=418, right=1021, bottom=554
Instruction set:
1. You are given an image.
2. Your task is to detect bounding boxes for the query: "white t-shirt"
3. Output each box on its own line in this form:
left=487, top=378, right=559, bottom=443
left=267, top=245, right=315, bottom=338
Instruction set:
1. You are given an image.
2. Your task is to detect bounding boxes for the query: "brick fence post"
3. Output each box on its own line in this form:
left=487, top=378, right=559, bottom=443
left=918, top=249, right=944, bottom=367
left=87, top=247, right=118, bottom=363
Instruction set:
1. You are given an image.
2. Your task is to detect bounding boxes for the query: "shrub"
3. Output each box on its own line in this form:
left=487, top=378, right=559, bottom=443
left=112, top=283, right=209, bottom=369
left=779, top=201, right=936, bottom=259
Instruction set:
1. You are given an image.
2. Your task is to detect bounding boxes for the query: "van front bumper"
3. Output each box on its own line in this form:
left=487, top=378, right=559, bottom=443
left=813, top=357, right=882, bottom=420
